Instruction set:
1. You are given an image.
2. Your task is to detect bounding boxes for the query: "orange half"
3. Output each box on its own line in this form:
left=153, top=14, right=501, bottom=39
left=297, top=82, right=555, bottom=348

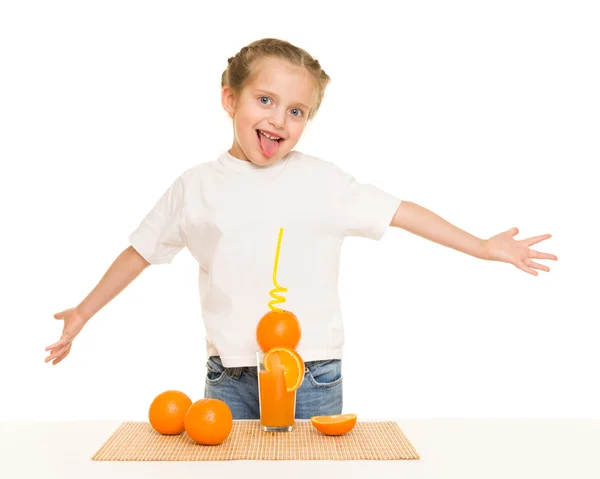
left=263, top=347, right=305, bottom=392
left=310, top=413, right=357, bottom=436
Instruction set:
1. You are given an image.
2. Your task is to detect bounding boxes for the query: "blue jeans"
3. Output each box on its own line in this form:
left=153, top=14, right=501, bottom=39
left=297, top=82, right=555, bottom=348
left=204, top=356, right=343, bottom=419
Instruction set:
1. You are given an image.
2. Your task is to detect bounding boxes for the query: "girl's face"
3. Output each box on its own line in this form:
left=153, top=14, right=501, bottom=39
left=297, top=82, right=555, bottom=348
left=222, top=56, right=318, bottom=166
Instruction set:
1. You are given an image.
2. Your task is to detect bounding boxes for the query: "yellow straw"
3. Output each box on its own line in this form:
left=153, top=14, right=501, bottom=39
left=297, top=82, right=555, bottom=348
left=268, top=228, right=287, bottom=312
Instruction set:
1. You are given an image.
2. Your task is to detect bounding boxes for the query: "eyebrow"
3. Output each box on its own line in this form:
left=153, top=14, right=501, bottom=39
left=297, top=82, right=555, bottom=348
left=254, top=89, right=311, bottom=111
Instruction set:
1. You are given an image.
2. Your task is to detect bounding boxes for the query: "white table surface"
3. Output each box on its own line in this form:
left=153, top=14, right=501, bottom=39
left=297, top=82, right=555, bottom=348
left=1, top=419, right=598, bottom=479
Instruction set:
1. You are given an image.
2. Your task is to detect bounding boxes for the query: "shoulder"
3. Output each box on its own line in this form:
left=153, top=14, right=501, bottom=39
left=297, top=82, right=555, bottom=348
left=148, top=160, right=216, bottom=206
left=291, top=150, right=349, bottom=179
left=179, top=160, right=214, bottom=182
left=170, top=157, right=222, bottom=193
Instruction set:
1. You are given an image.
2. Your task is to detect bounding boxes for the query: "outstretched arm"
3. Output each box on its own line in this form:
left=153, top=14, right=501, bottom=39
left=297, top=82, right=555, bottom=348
left=390, top=201, right=557, bottom=276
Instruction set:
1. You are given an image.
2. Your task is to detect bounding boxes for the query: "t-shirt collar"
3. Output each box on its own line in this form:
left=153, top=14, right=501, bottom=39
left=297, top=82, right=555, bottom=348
left=218, top=150, right=292, bottom=173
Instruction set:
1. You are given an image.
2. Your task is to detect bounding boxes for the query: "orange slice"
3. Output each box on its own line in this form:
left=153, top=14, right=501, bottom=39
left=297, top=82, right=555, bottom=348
left=310, top=413, right=357, bottom=436
left=263, top=347, right=305, bottom=392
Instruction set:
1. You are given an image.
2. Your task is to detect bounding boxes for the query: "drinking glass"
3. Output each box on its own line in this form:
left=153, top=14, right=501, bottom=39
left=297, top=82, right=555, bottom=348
left=257, top=350, right=296, bottom=432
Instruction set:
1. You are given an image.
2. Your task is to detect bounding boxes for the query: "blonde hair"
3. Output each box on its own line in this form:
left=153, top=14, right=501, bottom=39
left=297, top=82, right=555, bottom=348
left=221, top=38, right=331, bottom=120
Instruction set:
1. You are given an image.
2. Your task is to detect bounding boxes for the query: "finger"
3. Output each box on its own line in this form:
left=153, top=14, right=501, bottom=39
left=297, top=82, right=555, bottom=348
left=529, top=249, right=558, bottom=261
left=525, top=258, right=550, bottom=272
left=47, top=342, right=70, bottom=360
left=45, top=334, right=71, bottom=351
left=53, top=344, right=72, bottom=365
left=53, top=352, right=68, bottom=365
left=524, top=234, right=552, bottom=247
left=54, top=312, right=64, bottom=319
left=517, top=261, right=538, bottom=276
left=505, top=227, right=519, bottom=237
left=46, top=342, right=70, bottom=363
left=45, top=340, right=65, bottom=351
left=45, top=351, right=58, bottom=363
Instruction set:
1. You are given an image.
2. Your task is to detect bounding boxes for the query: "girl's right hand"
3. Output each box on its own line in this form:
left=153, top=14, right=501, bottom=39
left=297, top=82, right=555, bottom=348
left=45, top=307, right=88, bottom=365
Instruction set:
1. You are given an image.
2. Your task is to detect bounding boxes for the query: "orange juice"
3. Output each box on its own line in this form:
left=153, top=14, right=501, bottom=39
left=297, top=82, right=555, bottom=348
left=257, top=354, right=296, bottom=432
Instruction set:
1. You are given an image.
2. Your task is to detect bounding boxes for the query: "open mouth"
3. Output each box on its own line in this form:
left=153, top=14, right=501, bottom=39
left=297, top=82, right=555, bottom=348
left=256, top=129, right=283, bottom=158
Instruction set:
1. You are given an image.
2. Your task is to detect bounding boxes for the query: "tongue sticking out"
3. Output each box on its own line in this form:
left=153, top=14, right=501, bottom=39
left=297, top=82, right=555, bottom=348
left=258, top=131, right=280, bottom=158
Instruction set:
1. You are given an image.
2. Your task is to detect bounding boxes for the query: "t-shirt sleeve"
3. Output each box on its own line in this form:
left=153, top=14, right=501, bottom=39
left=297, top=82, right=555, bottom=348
left=128, top=175, right=187, bottom=264
left=333, top=166, right=402, bottom=240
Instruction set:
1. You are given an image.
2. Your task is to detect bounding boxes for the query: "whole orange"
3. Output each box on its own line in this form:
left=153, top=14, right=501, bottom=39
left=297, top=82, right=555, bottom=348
left=256, top=309, right=301, bottom=352
left=184, top=398, right=233, bottom=445
left=148, top=390, right=192, bottom=435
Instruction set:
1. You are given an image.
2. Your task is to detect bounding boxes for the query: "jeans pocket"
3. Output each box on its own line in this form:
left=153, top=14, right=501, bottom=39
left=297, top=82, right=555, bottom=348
left=206, top=356, right=227, bottom=385
left=305, top=359, right=343, bottom=388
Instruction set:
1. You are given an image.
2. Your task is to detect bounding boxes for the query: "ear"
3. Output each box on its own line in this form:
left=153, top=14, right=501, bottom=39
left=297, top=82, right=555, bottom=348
left=221, top=85, right=237, bottom=118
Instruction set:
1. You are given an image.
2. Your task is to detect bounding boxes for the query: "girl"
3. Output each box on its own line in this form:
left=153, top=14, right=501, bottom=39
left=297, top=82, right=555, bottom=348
left=45, top=38, right=557, bottom=419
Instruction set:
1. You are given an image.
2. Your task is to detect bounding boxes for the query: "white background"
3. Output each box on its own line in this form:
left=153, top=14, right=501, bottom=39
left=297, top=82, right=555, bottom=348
left=1, top=0, right=598, bottom=421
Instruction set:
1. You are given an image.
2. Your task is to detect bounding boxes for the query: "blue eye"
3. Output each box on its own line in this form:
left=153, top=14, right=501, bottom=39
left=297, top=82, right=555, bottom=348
left=259, top=96, right=271, bottom=105
left=290, top=108, right=303, bottom=117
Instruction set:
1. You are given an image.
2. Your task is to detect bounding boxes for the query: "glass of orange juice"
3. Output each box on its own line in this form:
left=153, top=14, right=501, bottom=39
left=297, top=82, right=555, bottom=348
left=257, top=351, right=296, bottom=432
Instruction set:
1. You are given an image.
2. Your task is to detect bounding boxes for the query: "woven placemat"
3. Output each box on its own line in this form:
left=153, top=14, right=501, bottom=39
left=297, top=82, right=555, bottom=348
left=92, top=420, right=420, bottom=461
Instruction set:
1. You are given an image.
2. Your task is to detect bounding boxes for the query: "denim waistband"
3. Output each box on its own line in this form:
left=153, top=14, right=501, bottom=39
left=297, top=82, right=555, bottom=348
left=208, top=355, right=340, bottom=380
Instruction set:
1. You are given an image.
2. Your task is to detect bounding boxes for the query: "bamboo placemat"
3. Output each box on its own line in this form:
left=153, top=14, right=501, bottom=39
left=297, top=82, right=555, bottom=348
left=92, top=420, right=420, bottom=461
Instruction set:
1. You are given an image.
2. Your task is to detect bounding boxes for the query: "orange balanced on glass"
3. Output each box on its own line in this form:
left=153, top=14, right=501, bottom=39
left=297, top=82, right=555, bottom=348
left=255, top=228, right=304, bottom=432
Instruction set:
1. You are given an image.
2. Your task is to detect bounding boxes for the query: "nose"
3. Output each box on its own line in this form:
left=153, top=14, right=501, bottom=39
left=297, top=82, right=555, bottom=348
left=268, top=107, right=286, bottom=130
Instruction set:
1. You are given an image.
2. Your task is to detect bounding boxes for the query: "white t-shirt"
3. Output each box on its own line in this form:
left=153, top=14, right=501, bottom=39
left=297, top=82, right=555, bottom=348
left=129, top=150, right=402, bottom=367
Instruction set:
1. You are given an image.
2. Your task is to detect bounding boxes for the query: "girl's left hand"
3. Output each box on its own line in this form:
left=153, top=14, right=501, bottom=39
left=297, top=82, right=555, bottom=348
left=483, top=227, right=558, bottom=275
